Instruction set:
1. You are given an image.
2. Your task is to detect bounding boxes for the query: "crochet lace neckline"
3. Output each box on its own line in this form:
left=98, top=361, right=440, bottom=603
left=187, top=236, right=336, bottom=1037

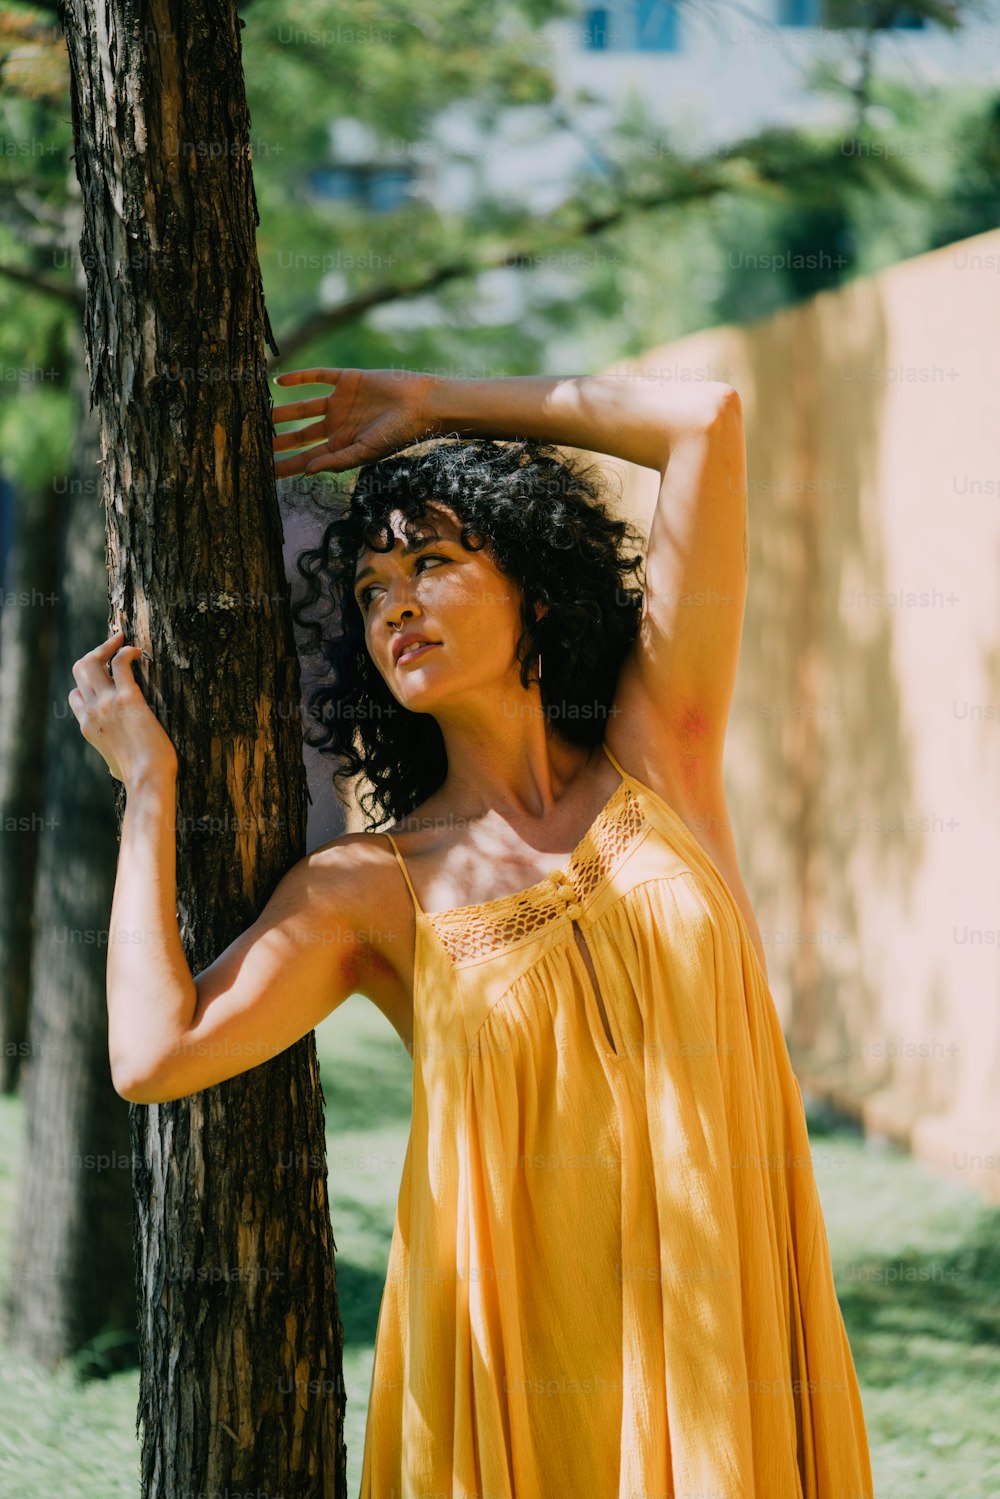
left=420, top=777, right=648, bottom=966
left=417, top=774, right=630, bottom=924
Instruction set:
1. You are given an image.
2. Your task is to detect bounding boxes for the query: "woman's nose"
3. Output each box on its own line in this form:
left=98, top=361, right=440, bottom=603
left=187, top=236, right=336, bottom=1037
left=386, top=598, right=418, bottom=632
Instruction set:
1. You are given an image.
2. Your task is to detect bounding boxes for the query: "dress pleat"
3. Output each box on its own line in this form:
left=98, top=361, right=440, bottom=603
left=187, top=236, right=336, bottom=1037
left=358, top=741, right=874, bottom=1498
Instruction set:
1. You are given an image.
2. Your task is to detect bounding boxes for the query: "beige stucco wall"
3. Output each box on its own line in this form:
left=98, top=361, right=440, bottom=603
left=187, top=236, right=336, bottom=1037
left=592, top=228, right=1000, bottom=1201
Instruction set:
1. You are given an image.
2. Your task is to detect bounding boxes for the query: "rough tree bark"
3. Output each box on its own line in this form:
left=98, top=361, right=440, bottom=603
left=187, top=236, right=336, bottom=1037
left=56, top=2, right=347, bottom=1493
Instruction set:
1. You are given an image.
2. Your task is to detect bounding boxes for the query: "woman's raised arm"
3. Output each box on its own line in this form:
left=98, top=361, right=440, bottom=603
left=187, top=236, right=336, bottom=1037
left=419, top=369, right=735, bottom=474
left=270, top=365, right=735, bottom=479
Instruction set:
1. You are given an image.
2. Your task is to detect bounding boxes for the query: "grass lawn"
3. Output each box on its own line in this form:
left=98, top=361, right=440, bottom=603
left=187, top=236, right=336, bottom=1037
left=2, top=994, right=999, bottom=1497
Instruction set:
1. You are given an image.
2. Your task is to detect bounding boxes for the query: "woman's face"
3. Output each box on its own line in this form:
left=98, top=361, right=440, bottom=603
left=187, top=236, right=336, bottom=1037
left=352, top=502, right=534, bottom=711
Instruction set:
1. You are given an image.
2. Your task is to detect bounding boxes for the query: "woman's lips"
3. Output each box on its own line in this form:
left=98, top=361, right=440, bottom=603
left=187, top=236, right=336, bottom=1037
left=396, top=641, right=441, bottom=666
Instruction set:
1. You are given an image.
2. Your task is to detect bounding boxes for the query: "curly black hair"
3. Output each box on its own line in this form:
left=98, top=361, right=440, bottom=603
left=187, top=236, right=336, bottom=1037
left=290, top=435, right=646, bottom=832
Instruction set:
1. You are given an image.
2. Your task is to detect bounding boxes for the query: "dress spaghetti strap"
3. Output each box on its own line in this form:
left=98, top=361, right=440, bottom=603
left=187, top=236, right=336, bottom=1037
left=601, top=738, right=629, bottom=780
left=381, top=831, right=425, bottom=919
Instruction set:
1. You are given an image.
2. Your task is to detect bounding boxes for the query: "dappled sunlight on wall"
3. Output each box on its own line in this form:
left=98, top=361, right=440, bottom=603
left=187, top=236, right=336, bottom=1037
left=591, top=226, right=1000, bottom=1203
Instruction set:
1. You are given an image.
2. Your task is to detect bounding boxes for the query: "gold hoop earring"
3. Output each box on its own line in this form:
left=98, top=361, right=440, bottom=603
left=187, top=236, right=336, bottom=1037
left=537, top=650, right=542, bottom=684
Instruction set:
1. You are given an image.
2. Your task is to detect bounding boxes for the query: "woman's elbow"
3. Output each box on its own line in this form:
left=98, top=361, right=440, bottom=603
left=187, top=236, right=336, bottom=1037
left=112, top=1054, right=193, bottom=1105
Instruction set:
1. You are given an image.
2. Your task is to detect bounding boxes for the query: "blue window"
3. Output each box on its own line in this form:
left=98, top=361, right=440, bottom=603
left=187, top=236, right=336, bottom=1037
left=582, top=1, right=679, bottom=51
left=778, top=0, right=822, bottom=21
left=306, top=165, right=416, bottom=214
left=307, top=168, right=363, bottom=202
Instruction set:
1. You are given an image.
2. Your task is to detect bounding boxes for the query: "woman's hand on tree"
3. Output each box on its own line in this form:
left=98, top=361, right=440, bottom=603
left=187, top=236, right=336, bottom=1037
left=68, top=630, right=179, bottom=788
left=271, top=367, right=437, bottom=477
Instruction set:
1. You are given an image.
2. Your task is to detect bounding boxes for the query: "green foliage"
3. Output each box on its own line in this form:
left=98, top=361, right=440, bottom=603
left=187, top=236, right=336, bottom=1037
left=0, top=0, right=998, bottom=506
left=823, top=0, right=966, bottom=28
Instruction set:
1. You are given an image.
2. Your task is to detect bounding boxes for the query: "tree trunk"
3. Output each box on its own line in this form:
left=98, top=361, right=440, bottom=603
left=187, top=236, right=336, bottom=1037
left=0, top=471, right=62, bottom=1093
left=57, top=2, right=347, bottom=1493
left=2, top=311, right=136, bottom=1370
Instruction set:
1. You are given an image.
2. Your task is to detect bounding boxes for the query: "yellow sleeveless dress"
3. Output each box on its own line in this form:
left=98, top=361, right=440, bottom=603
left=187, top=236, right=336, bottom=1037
left=358, top=739, right=873, bottom=1498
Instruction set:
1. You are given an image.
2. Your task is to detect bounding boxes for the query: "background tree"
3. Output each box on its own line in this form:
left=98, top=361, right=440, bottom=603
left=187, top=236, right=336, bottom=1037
left=0, top=7, right=75, bottom=1094
left=1, top=167, right=136, bottom=1375
left=0, top=14, right=138, bottom=1376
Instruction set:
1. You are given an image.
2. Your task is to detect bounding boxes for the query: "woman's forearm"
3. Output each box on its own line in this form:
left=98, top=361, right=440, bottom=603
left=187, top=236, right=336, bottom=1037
left=107, top=767, right=197, bottom=1097
left=421, top=372, right=734, bottom=474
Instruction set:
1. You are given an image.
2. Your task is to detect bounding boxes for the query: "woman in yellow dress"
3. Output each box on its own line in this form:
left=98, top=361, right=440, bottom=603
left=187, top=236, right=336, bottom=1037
left=70, top=366, right=873, bottom=1497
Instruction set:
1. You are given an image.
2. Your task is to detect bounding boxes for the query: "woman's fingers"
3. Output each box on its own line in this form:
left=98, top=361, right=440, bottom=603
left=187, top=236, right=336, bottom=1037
left=303, top=449, right=363, bottom=474
left=109, top=646, right=142, bottom=687
left=271, top=395, right=327, bottom=426
left=274, top=447, right=326, bottom=480
left=272, top=368, right=342, bottom=388
left=67, top=634, right=177, bottom=786
left=71, top=628, right=127, bottom=699
left=272, top=417, right=329, bottom=454
left=270, top=367, right=401, bottom=475
left=274, top=444, right=360, bottom=479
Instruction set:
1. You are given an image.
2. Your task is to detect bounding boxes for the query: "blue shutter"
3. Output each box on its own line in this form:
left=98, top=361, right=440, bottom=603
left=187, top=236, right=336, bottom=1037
left=583, top=7, right=612, bottom=49
left=636, top=0, right=679, bottom=50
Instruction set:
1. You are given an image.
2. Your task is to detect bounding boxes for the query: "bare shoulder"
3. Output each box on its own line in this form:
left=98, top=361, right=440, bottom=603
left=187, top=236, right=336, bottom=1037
left=304, top=827, right=416, bottom=1047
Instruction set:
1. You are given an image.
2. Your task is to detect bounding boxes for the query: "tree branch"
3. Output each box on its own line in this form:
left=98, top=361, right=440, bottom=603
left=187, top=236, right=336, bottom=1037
left=269, top=153, right=802, bottom=364
left=0, top=258, right=83, bottom=307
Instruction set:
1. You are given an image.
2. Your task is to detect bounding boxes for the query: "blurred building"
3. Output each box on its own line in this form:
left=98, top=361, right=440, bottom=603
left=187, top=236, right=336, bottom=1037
left=307, top=1, right=1000, bottom=228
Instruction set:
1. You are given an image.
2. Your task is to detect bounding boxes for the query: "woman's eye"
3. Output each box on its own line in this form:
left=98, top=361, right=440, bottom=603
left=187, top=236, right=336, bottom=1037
left=358, top=554, right=445, bottom=611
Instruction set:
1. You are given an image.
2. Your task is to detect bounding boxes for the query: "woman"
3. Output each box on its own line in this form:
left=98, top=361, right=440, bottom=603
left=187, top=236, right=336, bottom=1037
left=68, top=367, right=873, bottom=1498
